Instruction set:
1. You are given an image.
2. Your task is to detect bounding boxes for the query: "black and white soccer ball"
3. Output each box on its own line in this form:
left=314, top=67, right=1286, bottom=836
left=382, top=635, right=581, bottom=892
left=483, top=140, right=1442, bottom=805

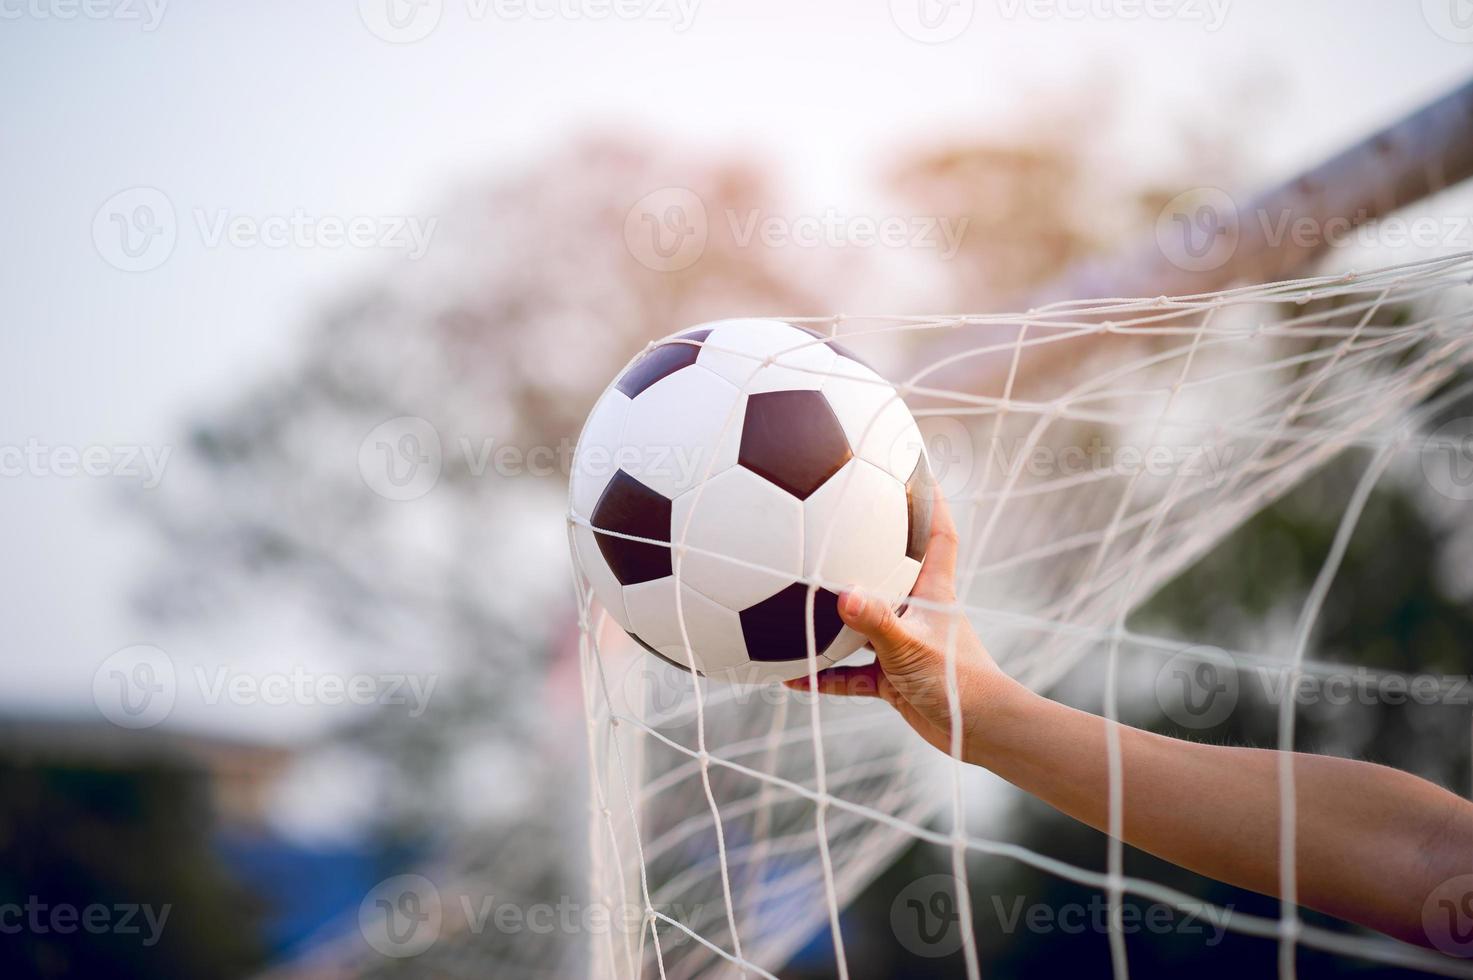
left=569, top=318, right=933, bottom=683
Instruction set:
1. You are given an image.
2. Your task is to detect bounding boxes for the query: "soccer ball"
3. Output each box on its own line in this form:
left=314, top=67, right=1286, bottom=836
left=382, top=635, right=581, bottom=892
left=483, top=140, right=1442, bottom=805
left=568, top=318, right=933, bottom=683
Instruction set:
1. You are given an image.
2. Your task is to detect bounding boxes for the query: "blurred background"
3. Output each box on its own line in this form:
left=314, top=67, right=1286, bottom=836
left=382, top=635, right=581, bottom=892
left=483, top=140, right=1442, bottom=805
left=3, top=1, right=1472, bottom=976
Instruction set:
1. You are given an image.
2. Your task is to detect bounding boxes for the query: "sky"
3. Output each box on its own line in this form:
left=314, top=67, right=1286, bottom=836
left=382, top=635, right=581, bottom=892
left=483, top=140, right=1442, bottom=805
left=1, top=0, right=1470, bottom=733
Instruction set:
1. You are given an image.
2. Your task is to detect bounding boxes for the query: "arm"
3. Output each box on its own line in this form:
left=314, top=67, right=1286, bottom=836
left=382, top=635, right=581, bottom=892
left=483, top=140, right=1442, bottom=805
left=788, top=490, right=1473, bottom=948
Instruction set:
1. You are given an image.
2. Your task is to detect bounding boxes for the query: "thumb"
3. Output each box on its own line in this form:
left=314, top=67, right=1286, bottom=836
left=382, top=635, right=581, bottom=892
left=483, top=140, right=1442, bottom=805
left=838, top=589, right=936, bottom=677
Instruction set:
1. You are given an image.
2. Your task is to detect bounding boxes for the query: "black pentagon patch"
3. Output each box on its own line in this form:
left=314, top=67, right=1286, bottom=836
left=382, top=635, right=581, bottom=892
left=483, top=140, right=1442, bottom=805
left=627, top=630, right=698, bottom=675
left=591, top=470, right=671, bottom=585
left=615, top=328, right=712, bottom=398
left=905, top=454, right=934, bottom=563
left=739, top=583, right=845, bottom=662
left=739, top=389, right=852, bottom=499
left=791, top=323, right=875, bottom=371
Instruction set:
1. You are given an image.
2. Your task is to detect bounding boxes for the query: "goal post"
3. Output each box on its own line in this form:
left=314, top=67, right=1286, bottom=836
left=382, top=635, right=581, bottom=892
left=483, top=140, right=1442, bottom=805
left=1052, top=75, right=1473, bottom=303
left=577, top=78, right=1473, bottom=980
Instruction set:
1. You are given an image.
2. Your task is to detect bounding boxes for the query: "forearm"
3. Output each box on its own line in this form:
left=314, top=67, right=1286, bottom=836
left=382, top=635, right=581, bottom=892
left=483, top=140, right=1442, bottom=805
left=969, top=678, right=1473, bottom=945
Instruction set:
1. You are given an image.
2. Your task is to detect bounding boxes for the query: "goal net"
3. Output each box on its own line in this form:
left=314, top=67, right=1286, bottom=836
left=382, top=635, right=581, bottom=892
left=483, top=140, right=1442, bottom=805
left=574, top=248, right=1473, bottom=979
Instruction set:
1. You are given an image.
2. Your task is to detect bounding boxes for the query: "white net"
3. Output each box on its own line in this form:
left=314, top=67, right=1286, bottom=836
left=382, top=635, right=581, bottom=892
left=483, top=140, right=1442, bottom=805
left=573, top=250, right=1473, bottom=979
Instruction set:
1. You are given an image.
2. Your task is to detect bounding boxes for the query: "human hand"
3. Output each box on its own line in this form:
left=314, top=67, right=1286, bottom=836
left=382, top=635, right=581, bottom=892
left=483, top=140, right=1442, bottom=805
left=785, top=488, right=1020, bottom=759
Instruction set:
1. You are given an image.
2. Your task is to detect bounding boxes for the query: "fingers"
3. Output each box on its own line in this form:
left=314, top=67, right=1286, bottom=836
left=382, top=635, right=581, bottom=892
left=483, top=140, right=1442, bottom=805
left=837, top=588, right=910, bottom=654
left=784, top=662, right=886, bottom=698
left=910, top=483, right=960, bottom=602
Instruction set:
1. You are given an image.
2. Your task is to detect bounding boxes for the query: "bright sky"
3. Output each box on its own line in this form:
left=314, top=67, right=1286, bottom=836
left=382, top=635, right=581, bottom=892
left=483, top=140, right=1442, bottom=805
left=1, top=0, right=1469, bottom=732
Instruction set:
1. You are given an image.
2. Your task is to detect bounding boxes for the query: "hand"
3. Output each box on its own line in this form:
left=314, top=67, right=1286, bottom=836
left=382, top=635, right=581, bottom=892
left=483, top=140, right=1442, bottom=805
left=785, top=488, right=1019, bottom=759
left=797, top=490, right=1473, bottom=952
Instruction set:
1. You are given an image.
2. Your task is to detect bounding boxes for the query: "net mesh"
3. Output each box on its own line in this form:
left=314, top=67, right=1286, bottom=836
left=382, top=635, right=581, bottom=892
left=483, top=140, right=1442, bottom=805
left=572, top=250, right=1473, bottom=979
